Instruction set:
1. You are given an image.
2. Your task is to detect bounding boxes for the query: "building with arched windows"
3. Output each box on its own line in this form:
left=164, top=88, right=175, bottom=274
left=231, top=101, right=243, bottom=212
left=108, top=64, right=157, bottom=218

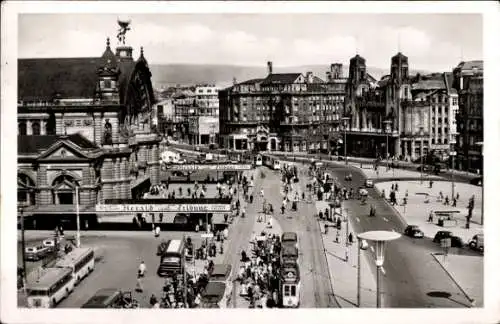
left=17, top=33, right=160, bottom=229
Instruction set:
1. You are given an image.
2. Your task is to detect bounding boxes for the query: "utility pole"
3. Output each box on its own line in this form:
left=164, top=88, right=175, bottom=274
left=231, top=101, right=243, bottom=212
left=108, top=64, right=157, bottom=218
left=76, top=185, right=81, bottom=248
left=19, top=206, right=27, bottom=290
left=183, top=234, right=188, bottom=307
left=357, top=238, right=361, bottom=307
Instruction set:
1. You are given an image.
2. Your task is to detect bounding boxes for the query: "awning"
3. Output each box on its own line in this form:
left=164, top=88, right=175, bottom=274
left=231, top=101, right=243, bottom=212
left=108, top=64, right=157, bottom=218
left=27, top=204, right=96, bottom=215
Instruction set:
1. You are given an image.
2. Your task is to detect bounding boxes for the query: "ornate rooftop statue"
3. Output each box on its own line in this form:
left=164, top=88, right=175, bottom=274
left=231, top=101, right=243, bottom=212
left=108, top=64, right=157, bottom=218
left=117, top=19, right=131, bottom=45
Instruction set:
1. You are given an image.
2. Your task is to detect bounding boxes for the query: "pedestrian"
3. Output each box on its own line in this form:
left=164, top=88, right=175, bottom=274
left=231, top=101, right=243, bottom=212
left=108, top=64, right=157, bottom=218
left=456, top=193, right=460, bottom=200
left=452, top=197, right=457, bottom=207
left=155, top=225, right=161, bottom=238
left=444, top=196, right=449, bottom=205
left=281, top=205, right=285, bottom=215
left=150, top=294, right=158, bottom=308
left=136, top=261, right=146, bottom=293
left=159, top=213, right=163, bottom=223
left=428, top=210, right=434, bottom=223
left=429, top=180, right=433, bottom=188
left=348, top=232, right=353, bottom=245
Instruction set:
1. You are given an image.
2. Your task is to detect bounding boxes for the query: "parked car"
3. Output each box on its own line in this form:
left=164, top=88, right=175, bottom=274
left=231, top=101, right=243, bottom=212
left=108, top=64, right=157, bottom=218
left=470, top=177, right=483, bottom=186
left=468, top=233, right=484, bottom=252
left=432, top=231, right=464, bottom=248
left=25, top=245, right=50, bottom=261
left=364, top=179, right=374, bottom=188
left=404, top=225, right=424, bottom=238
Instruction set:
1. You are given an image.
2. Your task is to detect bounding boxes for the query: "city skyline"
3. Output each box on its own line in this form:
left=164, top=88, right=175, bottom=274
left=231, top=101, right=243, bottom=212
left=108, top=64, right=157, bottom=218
left=19, top=13, right=482, bottom=72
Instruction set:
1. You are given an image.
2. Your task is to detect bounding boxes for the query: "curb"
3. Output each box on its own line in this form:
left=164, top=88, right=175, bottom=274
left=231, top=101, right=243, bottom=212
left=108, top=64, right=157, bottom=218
left=315, top=216, right=342, bottom=308
left=430, top=253, right=476, bottom=307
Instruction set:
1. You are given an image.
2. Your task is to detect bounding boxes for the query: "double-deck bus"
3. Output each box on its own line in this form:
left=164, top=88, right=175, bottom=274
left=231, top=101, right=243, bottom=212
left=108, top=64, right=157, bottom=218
left=55, top=247, right=95, bottom=284
left=27, top=267, right=75, bottom=308
left=279, top=261, right=300, bottom=308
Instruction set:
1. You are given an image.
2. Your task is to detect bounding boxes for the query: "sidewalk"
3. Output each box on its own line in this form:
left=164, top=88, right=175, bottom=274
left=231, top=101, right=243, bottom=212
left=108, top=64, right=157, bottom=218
left=431, top=253, right=483, bottom=306
left=375, top=180, right=483, bottom=242
left=315, top=200, right=378, bottom=308
left=353, top=163, right=443, bottom=180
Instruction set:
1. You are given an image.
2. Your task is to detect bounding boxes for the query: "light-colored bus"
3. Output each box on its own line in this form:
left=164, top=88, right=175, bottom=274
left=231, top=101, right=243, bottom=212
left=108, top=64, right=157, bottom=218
left=55, top=247, right=95, bottom=284
left=157, top=239, right=185, bottom=277
left=27, top=267, right=75, bottom=308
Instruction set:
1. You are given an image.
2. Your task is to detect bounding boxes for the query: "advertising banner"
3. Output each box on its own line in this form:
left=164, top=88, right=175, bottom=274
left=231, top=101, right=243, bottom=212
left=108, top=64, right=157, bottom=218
left=167, top=164, right=252, bottom=171
left=96, top=203, right=231, bottom=213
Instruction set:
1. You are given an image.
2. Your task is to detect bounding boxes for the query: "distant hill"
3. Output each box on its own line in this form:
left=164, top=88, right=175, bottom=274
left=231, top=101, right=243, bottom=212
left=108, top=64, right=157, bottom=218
left=150, top=63, right=430, bottom=89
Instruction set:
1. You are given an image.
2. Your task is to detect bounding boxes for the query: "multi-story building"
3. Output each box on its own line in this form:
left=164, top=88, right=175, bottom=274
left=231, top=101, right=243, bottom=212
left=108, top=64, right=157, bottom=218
left=453, top=60, right=483, bottom=173
left=190, top=85, right=220, bottom=145
left=343, top=53, right=409, bottom=158
left=219, top=62, right=346, bottom=152
left=344, top=52, right=459, bottom=161
left=171, top=90, right=195, bottom=142
left=400, top=73, right=459, bottom=161
left=17, top=31, right=160, bottom=229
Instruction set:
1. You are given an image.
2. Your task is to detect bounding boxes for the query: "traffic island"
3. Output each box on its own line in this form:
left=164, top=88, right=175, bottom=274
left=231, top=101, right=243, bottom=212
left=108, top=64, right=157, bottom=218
left=315, top=200, right=379, bottom=308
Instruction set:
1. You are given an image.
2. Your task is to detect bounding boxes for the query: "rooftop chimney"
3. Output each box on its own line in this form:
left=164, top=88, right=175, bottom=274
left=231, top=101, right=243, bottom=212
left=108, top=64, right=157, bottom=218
left=267, top=61, right=273, bottom=75
left=306, top=71, right=314, bottom=83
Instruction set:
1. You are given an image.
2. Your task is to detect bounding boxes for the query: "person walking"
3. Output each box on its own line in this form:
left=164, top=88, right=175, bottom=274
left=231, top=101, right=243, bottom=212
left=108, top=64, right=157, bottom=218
left=136, top=261, right=147, bottom=293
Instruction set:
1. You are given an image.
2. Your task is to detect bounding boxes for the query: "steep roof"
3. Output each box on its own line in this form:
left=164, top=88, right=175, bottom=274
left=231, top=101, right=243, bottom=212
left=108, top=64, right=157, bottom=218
left=456, top=60, right=483, bottom=72
left=312, top=76, right=325, bottom=83
left=443, top=72, right=456, bottom=94
left=18, top=53, right=139, bottom=103
left=412, top=78, right=445, bottom=91
left=350, top=54, right=366, bottom=64
left=18, top=57, right=102, bottom=101
left=261, top=73, right=302, bottom=85
left=238, top=78, right=264, bottom=85
left=18, top=134, right=98, bottom=154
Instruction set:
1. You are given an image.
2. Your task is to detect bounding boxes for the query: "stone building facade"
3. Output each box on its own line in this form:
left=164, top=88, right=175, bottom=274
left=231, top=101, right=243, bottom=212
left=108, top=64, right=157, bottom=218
left=17, top=35, right=160, bottom=226
left=219, top=62, right=346, bottom=153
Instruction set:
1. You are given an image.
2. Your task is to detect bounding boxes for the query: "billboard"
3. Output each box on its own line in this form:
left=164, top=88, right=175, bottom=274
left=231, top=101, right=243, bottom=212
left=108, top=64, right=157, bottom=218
left=96, top=203, right=231, bottom=213
left=166, top=164, right=252, bottom=171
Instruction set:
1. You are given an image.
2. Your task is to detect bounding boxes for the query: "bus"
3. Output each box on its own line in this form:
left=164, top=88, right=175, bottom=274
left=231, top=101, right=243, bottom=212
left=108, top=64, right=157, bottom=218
left=254, top=154, right=263, bottom=166
left=157, top=239, right=185, bottom=277
left=55, top=247, right=95, bottom=284
left=279, top=261, right=301, bottom=308
left=26, top=267, right=75, bottom=308
left=263, top=155, right=281, bottom=170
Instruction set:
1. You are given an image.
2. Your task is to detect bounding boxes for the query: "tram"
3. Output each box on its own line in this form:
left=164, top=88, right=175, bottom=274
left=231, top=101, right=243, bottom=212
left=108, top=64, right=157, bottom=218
left=254, top=154, right=263, bottom=166
left=262, top=155, right=281, bottom=170
left=279, top=261, right=300, bottom=308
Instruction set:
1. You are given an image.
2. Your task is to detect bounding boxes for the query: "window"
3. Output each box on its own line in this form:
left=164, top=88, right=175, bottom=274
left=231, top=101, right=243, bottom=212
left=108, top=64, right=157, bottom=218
left=452, top=98, right=458, bottom=106
left=32, top=122, right=40, bottom=135
left=19, top=122, right=27, bottom=135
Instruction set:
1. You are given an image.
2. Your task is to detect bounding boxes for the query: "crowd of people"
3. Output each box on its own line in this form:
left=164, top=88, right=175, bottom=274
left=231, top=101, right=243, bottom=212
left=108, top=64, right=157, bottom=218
left=238, top=231, right=283, bottom=308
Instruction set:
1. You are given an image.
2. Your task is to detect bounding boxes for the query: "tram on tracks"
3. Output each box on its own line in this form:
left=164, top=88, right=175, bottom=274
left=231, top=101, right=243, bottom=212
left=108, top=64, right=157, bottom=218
left=262, top=155, right=281, bottom=170
left=279, top=261, right=300, bottom=308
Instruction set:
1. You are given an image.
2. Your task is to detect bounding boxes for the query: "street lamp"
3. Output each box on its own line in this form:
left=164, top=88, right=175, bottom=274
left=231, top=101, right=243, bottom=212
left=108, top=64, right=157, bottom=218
left=449, top=134, right=457, bottom=199
left=18, top=205, right=27, bottom=290
left=419, top=126, right=425, bottom=184
left=341, top=117, right=351, bottom=166
left=476, top=141, right=484, bottom=225
left=357, top=231, right=401, bottom=308
left=75, top=185, right=81, bottom=248
left=383, top=120, right=392, bottom=172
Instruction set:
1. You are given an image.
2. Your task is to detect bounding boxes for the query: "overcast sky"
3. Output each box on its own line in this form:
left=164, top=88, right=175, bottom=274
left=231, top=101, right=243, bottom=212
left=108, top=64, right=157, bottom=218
left=18, top=14, right=482, bottom=71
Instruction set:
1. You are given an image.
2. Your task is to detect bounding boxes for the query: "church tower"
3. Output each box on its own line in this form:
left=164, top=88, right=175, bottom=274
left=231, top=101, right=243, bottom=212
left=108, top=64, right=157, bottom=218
left=96, top=38, right=121, bottom=105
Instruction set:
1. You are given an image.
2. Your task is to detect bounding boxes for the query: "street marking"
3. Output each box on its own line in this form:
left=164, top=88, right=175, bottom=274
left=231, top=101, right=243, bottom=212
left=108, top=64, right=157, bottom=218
left=383, top=217, right=389, bottom=222
left=381, top=267, right=386, bottom=275
left=356, top=217, right=360, bottom=223
left=370, top=246, right=375, bottom=253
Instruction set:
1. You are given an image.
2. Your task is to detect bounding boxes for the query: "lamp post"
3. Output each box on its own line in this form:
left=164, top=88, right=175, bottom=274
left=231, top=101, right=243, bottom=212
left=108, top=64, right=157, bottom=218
left=341, top=117, right=351, bottom=166
left=419, top=126, right=425, bottom=184
left=75, top=185, right=81, bottom=248
left=357, top=231, right=401, bottom=308
left=357, top=237, right=362, bottom=307
left=383, top=120, right=392, bottom=172
left=476, top=141, right=484, bottom=225
left=449, top=135, right=457, bottom=199
left=344, top=208, right=349, bottom=248
left=18, top=206, right=27, bottom=290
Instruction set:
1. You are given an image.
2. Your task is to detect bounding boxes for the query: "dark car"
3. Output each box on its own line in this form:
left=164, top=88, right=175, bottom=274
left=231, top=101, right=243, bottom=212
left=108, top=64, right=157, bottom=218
left=470, top=177, right=483, bottom=186
left=404, top=225, right=424, bottom=238
left=433, top=231, right=464, bottom=248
